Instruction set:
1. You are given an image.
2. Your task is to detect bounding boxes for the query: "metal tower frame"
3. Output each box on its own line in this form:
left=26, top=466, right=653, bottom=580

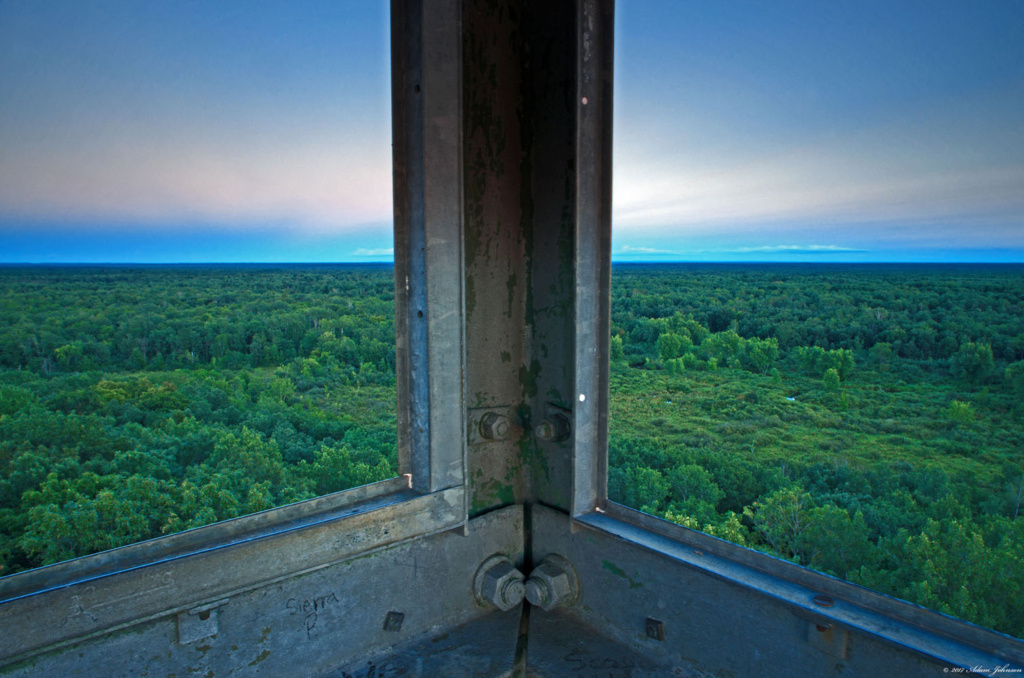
left=1, top=2, right=1021, bottom=675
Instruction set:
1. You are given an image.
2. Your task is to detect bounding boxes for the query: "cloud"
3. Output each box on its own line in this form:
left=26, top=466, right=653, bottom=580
left=0, top=121, right=395, bottom=233
left=611, top=92, right=1024, bottom=249
left=617, top=245, right=680, bottom=254
left=613, top=156, right=1024, bottom=237
left=352, top=247, right=394, bottom=257
left=730, top=245, right=868, bottom=254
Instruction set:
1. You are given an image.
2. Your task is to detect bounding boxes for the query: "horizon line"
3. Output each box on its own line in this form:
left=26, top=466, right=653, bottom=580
left=3, top=259, right=1024, bottom=267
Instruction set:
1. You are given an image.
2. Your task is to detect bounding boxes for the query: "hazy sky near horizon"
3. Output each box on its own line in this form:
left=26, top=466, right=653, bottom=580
left=613, top=0, right=1024, bottom=262
left=1, top=1, right=1022, bottom=263
left=0, top=1, right=394, bottom=262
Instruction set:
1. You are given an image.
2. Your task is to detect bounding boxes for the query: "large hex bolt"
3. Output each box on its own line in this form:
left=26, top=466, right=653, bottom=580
left=524, top=554, right=579, bottom=611
left=473, top=555, right=526, bottom=611
left=479, top=412, right=511, bottom=441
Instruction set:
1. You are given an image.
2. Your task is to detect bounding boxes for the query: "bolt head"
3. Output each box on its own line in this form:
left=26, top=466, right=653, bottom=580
left=525, top=560, right=574, bottom=611
left=478, top=560, right=526, bottom=611
left=479, top=412, right=511, bottom=440
left=535, top=421, right=555, bottom=440
left=535, top=413, right=570, bottom=442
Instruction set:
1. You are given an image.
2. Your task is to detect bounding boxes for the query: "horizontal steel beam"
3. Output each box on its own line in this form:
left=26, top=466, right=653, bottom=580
left=565, top=504, right=1023, bottom=675
left=0, top=483, right=466, bottom=665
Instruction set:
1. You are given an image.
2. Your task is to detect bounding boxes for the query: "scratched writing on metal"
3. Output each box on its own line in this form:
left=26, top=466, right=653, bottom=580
left=563, top=650, right=637, bottom=677
left=286, top=592, right=340, bottom=639
left=61, top=570, right=174, bottom=629
left=62, top=593, right=98, bottom=627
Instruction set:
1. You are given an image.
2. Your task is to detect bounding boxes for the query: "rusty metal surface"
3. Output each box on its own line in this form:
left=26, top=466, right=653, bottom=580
left=0, top=505, right=523, bottom=678
left=391, top=0, right=416, bottom=481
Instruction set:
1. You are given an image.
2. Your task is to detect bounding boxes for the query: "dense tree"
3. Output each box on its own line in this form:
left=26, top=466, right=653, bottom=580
left=1006, top=360, right=1024, bottom=399
left=657, top=333, right=686, bottom=361
left=0, top=265, right=398, bottom=576
left=951, top=341, right=995, bottom=383
left=822, top=367, right=840, bottom=392
left=607, top=263, right=1024, bottom=639
left=2, top=263, right=1023, bottom=638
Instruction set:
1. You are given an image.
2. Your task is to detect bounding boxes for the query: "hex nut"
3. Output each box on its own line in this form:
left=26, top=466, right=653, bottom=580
left=479, top=412, right=511, bottom=440
left=524, top=554, right=579, bottom=611
left=474, top=555, right=526, bottom=611
left=534, top=413, right=570, bottom=442
left=534, top=421, right=555, bottom=441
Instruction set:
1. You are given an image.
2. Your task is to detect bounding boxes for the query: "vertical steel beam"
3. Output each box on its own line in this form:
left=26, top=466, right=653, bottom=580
left=520, top=0, right=579, bottom=513
left=458, top=0, right=613, bottom=515
left=462, top=0, right=531, bottom=515
left=571, top=0, right=614, bottom=517
left=392, top=0, right=467, bottom=495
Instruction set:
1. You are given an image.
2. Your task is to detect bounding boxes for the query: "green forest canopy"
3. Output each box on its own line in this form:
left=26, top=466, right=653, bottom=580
left=0, top=263, right=1022, bottom=638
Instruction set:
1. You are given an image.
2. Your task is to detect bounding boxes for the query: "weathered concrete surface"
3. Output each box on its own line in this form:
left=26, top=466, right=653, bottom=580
left=0, top=505, right=523, bottom=678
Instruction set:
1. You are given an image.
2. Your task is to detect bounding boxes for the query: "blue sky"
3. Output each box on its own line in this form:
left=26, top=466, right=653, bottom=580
left=0, top=1, right=393, bottom=262
left=1, top=1, right=1022, bottom=263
